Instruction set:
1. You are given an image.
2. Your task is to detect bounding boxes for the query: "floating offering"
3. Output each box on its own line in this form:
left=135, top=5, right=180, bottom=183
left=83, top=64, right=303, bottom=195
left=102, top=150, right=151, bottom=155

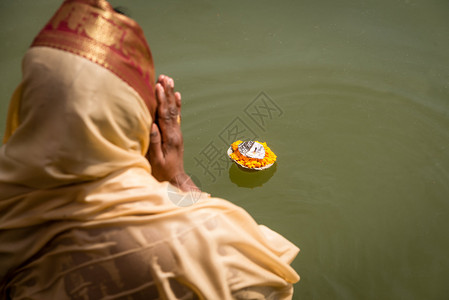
left=227, top=140, right=277, bottom=170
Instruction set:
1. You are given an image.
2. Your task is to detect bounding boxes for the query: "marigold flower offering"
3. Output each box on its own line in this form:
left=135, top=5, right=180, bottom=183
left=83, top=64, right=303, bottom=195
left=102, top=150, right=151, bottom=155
left=227, top=140, right=277, bottom=170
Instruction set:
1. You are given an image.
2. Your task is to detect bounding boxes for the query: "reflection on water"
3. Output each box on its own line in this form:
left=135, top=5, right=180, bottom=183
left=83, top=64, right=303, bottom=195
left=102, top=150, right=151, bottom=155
left=229, top=163, right=277, bottom=188
left=1, top=0, right=449, bottom=299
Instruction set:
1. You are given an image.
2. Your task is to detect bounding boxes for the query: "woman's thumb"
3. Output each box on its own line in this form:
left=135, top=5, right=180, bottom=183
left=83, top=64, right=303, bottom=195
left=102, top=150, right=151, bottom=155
left=148, top=123, right=163, bottom=163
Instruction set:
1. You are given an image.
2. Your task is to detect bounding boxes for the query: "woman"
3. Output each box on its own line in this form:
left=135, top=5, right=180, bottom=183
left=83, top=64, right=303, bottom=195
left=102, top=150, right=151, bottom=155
left=0, top=0, right=299, bottom=299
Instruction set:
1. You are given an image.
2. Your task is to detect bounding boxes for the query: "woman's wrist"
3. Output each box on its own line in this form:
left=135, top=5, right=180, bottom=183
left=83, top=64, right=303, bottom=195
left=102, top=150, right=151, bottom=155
left=169, top=172, right=200, bottom=193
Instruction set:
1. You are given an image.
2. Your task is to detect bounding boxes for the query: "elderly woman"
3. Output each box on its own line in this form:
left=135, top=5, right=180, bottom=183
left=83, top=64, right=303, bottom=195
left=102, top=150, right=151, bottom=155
left=0, top=0, right=299, bottom=299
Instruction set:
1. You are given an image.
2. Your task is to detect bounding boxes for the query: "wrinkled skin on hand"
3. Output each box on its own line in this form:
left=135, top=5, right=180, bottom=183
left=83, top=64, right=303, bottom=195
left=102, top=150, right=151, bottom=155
left=145, top=75, right=200, bottom=193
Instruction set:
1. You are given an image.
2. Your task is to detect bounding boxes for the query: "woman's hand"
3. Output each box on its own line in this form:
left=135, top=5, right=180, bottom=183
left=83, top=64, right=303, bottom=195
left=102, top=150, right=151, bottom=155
left=146, top=75, right=200, bottom=193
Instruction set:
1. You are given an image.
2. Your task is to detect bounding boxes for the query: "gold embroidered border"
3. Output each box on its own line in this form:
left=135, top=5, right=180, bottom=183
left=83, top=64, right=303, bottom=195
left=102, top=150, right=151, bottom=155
left=31, top=0, right=155, bottom=109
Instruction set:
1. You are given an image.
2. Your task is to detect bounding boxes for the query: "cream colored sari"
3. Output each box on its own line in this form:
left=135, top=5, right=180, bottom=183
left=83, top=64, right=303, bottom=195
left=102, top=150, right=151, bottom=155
left=0, top=1, right=299, bottom=299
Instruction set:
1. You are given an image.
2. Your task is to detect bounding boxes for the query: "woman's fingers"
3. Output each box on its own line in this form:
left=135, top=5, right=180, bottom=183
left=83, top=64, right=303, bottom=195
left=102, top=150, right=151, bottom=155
left=162, top=76, right=179, bottom=125
left=148, top=123, right=164, bottom=164
left=157, top=74, right=177, bottom=111
left=156, top=79, right=179, bottom=125
left=155, top=76, right=182, bottom=150
left=155, top=83, right=171, bottom=132
left=175, top=92, right=181, bottom=109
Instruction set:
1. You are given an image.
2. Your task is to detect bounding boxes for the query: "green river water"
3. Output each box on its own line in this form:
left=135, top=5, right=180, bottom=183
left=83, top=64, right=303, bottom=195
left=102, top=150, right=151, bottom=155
left=1, top=1, right=449, bottom=299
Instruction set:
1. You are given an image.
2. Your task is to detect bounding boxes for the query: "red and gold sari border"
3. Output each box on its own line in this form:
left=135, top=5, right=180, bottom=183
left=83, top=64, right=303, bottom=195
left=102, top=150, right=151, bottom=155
left=31, top=0, right=156, bottom=109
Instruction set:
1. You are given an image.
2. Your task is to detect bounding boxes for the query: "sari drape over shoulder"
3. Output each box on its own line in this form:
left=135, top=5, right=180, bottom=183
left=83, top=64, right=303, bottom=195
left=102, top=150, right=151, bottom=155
left=0, top=1, right=299, bottom=299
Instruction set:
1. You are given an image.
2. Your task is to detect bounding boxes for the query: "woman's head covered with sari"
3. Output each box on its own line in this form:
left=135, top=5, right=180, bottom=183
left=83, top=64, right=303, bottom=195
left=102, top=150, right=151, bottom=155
left=2, top=0, right=157, bottom=189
